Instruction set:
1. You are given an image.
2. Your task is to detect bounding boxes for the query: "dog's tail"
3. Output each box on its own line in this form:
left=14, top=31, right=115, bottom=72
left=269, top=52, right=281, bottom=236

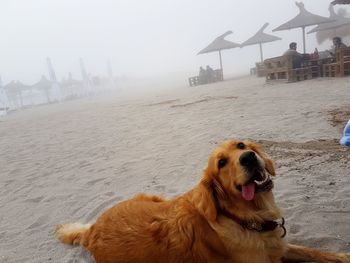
left=56, top=223, right=91, bottom=246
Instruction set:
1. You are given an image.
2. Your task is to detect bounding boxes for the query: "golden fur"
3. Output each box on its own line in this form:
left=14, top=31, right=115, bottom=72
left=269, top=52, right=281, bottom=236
left=57, top=140, right=350, bottom=263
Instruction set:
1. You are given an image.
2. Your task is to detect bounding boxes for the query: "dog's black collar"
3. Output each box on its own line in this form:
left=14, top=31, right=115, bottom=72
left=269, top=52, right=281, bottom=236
left=221, top=209, right=287, bottom=238
left=210, top=179, right=286, bottom=238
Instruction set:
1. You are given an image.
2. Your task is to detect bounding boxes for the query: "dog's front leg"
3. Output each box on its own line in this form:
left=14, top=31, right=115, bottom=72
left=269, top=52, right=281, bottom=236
left=283, top=244, right=350, bottom=263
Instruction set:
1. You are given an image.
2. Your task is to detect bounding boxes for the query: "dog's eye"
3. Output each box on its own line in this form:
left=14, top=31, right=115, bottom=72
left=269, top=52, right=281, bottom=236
left=237, top=142, right=245, bottom=149
left=218, top=159, right=227, bottom=169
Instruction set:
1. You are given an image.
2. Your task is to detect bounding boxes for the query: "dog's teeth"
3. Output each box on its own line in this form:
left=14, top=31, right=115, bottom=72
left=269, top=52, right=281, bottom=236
left=255, top=179, right=264, bottom=185
left=254, top=174, right=269, bottom=185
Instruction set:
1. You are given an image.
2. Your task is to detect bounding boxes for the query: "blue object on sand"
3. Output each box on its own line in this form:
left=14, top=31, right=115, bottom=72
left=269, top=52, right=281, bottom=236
left=340, top=119, right=350, bottom=147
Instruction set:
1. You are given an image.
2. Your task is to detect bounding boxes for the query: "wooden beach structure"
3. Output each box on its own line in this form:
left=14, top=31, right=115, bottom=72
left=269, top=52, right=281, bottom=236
left=323, top=47, right=350, bottom=77
left=264, top=56, right=313, bottom=82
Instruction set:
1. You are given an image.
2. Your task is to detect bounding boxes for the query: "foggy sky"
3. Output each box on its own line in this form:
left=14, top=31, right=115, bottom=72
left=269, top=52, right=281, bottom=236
left=0, top=0, right=349, bottom=84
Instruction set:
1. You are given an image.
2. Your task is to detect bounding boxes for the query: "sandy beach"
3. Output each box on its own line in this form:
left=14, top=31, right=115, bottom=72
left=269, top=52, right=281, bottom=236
left=0, top=75, right=350, bottom=262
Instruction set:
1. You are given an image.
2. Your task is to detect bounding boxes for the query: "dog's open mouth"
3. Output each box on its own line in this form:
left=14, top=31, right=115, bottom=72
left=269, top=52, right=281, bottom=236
left=236, top=170, right=273, bottom=201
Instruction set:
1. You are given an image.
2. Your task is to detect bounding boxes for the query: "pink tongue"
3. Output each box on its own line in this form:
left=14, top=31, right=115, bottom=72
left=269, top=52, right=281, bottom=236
left=242, top=183, right=255, bottom=201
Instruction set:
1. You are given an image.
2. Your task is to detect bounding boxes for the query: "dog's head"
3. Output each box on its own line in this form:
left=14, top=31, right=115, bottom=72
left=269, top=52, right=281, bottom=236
left=196, top=140, right=276, bottom=221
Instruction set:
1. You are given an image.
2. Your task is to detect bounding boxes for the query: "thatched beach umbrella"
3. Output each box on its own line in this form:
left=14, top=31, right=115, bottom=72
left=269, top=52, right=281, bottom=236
left=198, top=31, right=241, bottom=79
left=331, top=0, right=350, bottom=5
left=241, top=23, right=282, bottom=62
left=3, top=81, right=27, bottom=108
left=31, top=75, right=52, bottom=103
left=308, top=4, right=350, bottom=34
left=273, top=2, right=334, bottom=53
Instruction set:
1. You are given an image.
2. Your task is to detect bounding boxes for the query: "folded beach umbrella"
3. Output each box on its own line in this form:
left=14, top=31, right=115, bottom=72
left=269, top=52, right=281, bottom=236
left=241, top=23, right=282, bottom=62
left=308, top=4, right=350, bottom=34
left=273, top=2, right=334, bottom=53
left=198, top=31, right=241, bottom=79
left=331, top=0, right=350, bottom=5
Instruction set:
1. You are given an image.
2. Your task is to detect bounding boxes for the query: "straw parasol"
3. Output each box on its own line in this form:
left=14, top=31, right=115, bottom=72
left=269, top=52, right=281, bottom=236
left=198, top=31, right=241, bottom=79
left=308, top=4, right=350, bottom=34
left=331, top=0, right=350, bottom=4
left=273, top=2, right=334, bottom=53
left=31, top=75, right=52, bottom=89
left=31, top=75, right=53, bottom=103
left=241, top=23, right=282, bottom=62
left=3, top=81, right=28, bottom=108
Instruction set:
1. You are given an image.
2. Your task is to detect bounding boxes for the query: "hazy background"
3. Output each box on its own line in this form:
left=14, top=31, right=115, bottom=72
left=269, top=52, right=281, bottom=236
left=0, top=0, right=349, bottom=85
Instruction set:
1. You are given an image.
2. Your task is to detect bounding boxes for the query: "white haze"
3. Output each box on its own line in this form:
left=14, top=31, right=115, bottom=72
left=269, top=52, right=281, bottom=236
left=0, top=0, right=349, bottom=86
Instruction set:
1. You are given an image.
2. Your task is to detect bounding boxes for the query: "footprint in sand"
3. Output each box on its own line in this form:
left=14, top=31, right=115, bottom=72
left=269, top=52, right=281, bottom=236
left=3, top=179, right=14, bottom=186
left=168, top=188, right=178, bottom=194
left=25, top=196, right=44, bottom=203
left=289, top=224, right=301, bottom=234
left=86, top=178, right=105, bottom=186
left=154, top=185, right=166, bottom=192
left=27, top=215, right=49, bottom=230
left=0, top=256, right=11, bottom=262
left=104, top=191, right=115, bottom=197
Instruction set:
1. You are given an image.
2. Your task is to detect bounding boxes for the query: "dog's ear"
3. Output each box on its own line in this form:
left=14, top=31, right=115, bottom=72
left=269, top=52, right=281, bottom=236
left=249, top=142, right=276, bottom=176
left=193, top=168, right=218, bottom=222
left=263, top=157, right=275, bottom=176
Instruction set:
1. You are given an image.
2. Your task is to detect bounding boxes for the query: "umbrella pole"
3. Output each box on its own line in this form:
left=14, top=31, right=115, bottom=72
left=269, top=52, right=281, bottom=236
left=219, top=50, right=223, bottom=80
left=302, top=27, right=306, bottom=53
left=259, top=42, right=264, bottom=63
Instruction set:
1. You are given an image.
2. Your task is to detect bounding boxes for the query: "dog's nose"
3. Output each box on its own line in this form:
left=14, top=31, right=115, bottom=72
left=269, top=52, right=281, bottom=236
left=239, top=151, right=257, bottom=167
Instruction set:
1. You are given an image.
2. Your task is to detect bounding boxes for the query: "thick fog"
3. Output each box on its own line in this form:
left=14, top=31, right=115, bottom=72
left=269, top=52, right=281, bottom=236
left=0, top=0, right=349, bottom=85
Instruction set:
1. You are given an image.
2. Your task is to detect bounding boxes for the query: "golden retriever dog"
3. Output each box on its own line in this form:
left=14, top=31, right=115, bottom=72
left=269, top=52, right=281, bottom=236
left=57, top=140, right=350, bottom=263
